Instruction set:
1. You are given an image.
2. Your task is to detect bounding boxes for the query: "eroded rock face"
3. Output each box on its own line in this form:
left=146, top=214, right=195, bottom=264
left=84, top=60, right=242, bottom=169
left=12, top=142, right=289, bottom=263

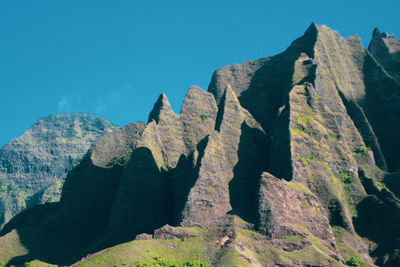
left=258, top=173, right=333, bottom=242
left=0, top=113, right=115, bottom=229
left=1, top=24, right=400, bottom=266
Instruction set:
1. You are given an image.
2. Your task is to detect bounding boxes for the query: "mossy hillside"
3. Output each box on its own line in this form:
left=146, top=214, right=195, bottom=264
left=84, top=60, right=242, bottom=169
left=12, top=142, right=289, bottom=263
left=182, top=85, right=264, bottom=226
left=332, top=226, right=375, bottom=266
left=236, top=225, right=344, bottom=266
left=78, top=222, right=345, bottom=267
left=1, top=24, right=400, bottom=266
left=0, top=230, right=28, bottom=266
left=0, top=113, right=115, bottom=229
left=312, top=25, right=400, bottom=173
left=289, top=83, right=366, bottom=223
left=309, top=25, right=389, bottom=175
left=77, top=225, right=252, bottom=267
left=313, top=24, right=366, bottom=103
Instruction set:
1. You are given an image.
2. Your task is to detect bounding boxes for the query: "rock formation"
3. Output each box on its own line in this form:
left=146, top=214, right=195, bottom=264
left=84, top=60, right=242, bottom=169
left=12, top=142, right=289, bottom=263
left=0, top=113, right=115, bottom=229
left=1, top=24, right=400, bottom=266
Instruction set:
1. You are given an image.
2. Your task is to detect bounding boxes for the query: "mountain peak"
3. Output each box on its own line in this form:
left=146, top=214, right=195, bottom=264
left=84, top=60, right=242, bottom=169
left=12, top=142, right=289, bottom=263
left=2, top=24, right=400, bottom=267
left=0, top=113, right=115, bottom=228
left=147, top=93, right=173, bottom=123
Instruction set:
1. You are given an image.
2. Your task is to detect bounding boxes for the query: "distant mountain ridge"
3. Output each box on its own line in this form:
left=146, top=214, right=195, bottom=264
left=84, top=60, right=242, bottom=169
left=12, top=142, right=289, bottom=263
left=1, top=24, right=400, bottom=267
left=0, top=113, right=116, bottom=229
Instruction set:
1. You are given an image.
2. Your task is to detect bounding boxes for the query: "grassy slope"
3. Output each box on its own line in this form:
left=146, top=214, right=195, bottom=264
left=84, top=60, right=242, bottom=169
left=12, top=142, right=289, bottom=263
left=0, top=230, right=27, bottom=266
left=76, top=225, right=346, bottom=267
left=0, top=230, right=56, bottom=267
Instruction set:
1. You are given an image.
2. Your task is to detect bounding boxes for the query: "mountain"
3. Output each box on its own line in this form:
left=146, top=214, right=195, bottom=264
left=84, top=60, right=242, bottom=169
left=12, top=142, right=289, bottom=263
left=0, top=113, right=116, bottom=229
left=1, top=24, right=400, bottom=267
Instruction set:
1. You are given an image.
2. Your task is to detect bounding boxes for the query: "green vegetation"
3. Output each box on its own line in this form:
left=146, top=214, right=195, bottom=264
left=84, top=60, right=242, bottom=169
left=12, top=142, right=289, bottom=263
left=291, top=128, right=310, bottom=137
left=375, top=181, right=386, bottom=190
left=77, top=227, right=217, bottom=267
left=0, top=230, right=29, bottom=266
left=332, top=227, right=371, bottom=266
left=136, top=256, right=208, bottom=267
left=200, top=114, right=211, bottom=121
left=295, top=116, right=316, bottom=125
left=338, top=170, right=357, bottom=216
left=346, top=255, right=363, bottom=266
left=299, top=156, right=357, bottom=217
left=339, top=170, right=354, bottom=184
left=352, top=146, right=371, bottom=154
left=287, top=182, right=313, bottom=195
left=327, top=135, right=341, bottom=141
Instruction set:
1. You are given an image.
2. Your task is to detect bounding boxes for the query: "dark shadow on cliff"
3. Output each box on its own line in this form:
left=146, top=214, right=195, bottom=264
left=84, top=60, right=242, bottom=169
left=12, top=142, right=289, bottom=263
left=237, top=56, right=293, bottom=180
left=362, top=54, right=400, bottom=172
left=2, top=141, right=211, bottom=266
left=100, top=147, right=164, bottom=247
left=384, top=172, right=400, bottom=199
left=229, top=122, right=268, bottom=225
left=354, top=188, right=400, bottom=265
left=168, top=136, right=209, bottom=226
left=0, top=154, right=124, bottom=266
left=236, top=27, right=318, bottom=181
left=101, top=139, right=209, bottom=249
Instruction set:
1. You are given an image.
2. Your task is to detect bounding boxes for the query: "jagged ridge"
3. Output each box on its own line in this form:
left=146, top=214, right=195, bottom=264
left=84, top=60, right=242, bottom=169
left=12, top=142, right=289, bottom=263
left=1, top=24, right=400, bottom=267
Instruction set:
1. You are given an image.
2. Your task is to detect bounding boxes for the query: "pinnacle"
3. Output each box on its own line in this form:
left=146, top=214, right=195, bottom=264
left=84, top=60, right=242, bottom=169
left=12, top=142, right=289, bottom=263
left=147, top=93, right=173, bottom=123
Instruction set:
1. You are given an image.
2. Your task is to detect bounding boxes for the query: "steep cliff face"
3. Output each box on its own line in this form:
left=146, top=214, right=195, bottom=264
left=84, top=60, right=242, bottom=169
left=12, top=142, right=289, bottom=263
left=1, top=24, right=400, bottom=267
left=369, top=28, right=400, bottom=82
left=0, top=113, right=116, bottom=228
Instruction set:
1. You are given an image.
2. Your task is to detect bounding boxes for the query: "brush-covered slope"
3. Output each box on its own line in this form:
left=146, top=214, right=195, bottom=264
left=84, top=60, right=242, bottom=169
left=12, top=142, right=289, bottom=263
left=0, top=113, right=116, bottom=229
left=1, top=24, right=400, bottom=267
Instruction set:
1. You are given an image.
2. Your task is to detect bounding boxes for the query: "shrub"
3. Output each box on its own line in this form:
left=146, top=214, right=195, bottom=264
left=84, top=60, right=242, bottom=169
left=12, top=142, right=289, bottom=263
left=200, top=114, right=211, bottom=121
left=353, top=146, right=371, bottom=154
left=346, top=255, right=362, bottom=266
left=339, top=170, right=353, bottom=184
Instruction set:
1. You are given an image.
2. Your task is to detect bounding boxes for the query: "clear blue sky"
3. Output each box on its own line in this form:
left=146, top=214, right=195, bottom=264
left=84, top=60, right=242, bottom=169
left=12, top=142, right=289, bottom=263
left=0, top=0, right=399, bottom=147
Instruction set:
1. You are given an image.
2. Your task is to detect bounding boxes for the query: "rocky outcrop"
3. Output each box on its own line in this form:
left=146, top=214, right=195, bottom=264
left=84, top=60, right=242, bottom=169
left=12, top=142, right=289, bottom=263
left=0, top=113, right=115, bottom=229
left=153, top=224, right=197, bottom=240
left=1, top=24, right=400, bottom=266
left=369, top=28, right=400, bottom=81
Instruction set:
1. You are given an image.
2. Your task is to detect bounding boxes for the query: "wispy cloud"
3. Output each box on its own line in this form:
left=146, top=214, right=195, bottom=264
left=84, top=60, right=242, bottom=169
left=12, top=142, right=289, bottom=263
left=109, top=82, right=133, bottom=105
left=56, top=95, right=82, bottom=112
left=55, top=82, right=135, bottom=115
left=93, top=82, right=134, bottom=114
left=57, top=96, right=73, bottom=112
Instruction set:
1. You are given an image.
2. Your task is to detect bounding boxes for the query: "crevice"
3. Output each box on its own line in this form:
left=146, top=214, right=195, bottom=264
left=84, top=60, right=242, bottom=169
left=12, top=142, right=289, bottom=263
left=328, top=199, right=348, bottom=228
left=358, top=168, right=380, bottom=196
left=214, top=89, right=227, bottom=132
